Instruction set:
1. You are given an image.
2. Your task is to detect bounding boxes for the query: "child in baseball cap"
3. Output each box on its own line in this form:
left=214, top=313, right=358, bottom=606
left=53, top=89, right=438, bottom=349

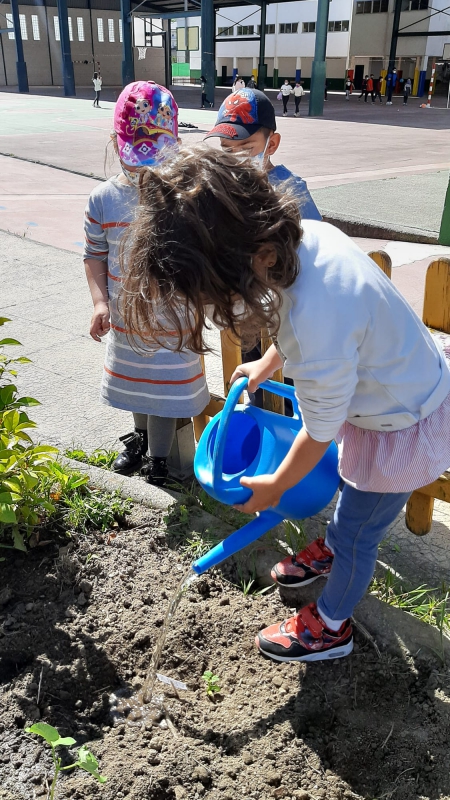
left=205, top=88, right=321, bottom=221
left=83, top=81, right=209, bottom=484
left=206, top=88, right=320, bottom=409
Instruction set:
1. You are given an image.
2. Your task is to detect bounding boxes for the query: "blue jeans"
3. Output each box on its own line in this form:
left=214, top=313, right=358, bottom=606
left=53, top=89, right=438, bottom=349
left=318, top=483, right=411, bottom=622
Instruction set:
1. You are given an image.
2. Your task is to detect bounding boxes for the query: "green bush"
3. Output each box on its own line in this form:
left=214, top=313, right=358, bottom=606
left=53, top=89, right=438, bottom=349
left=0, top=319, right=130, bottom=551
left=0, top=317, right=59, bottom=550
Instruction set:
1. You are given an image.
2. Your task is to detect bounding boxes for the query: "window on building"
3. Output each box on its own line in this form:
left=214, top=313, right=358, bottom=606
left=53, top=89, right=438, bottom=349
left=257, top=24, right=275, bottom=34
left=177, top=25, right=199, bottom=49
left=302, top=21, right=316, bottom=32
left=108, top=18, right=115, bottom=41
left=19, top=14, right=28, bottom=40
left=6, top=13, right=14, bottom=38
left=218, top=26, right=234, bottom=36
left=31, top=15, right=40, bottom=40
left=97, top=18, right=104, bottom=42
left=119, top=18, right=123, bottom=42
left=279, top=22, right=298, bottom=34
left=77, top=17, right=85, bottom=41
left=328, top=20, right=350, bottom=31
left=356, top=0, right=388, bottom=11
left=68, top=16, right=73, bottom=41
left=53, top=16, right=60, bottom=41
left=237, top=25, right=255, bottom=35
left=402, top=0, right=428, bottom=8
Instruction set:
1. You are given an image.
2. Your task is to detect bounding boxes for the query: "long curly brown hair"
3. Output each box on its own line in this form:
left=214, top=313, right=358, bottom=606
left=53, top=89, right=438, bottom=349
left=120, top=144, right=302, bottom=354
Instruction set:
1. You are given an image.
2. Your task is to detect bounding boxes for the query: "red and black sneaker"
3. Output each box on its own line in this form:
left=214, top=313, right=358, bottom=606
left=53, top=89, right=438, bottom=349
left=271, top=537, right=334, bottom=588
left=256, top=602, right=353, bottom=663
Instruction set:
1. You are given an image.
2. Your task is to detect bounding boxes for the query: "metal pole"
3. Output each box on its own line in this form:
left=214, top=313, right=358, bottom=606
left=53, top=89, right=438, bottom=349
left=56, top=0, right=75, bottom=95
left=257, top=0, right=267, bottom=90
left=120, top=0, right=135, bottom=87
left=163, top=23, right=172, bottom=88
left=438, top=174, right=450, bottom=245
left=388, top=0, right=402, bottom=74
left=426, top=61, right=436, bottom=107
left=446, top=75, right=450, bottom=109
left=308, top=0, right=330, bottom=117
left=201, top=0, right=215, bottom=107
left=10, top=0, right=28, bottom=92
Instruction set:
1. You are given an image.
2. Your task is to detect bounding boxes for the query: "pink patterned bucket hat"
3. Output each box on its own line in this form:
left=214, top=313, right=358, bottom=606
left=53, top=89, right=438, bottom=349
left=114, top=81, right=178, bottom=167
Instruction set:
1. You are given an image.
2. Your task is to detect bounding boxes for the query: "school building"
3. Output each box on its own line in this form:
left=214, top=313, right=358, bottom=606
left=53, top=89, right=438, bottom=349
left=1, top=0, right=449, bottom=93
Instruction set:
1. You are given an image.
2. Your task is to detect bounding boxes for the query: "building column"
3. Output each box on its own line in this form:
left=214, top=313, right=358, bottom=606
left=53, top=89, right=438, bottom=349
left=309, top=0, right=330, bottom=117
left=56, top=0, right=75, bottom=95
left=10, top=0, right=29, bottom=92
left=295, top=56, right=301, bottom=82
left=388, top=0, right=402, bottom=74
left=252, top=56, right=257, bottom=82
left=232, top=57, right=238, bottom=80
left=163, top=19, right=172, bottom=88
left=257, top=0, right=267, bottom=89
left=418, top=54, right=428, bottom=97
left=120, top=0, right=135, bottom=87
left=273, top=56, right=278, bottom=90
left=201, top=0, right=215, bottom=105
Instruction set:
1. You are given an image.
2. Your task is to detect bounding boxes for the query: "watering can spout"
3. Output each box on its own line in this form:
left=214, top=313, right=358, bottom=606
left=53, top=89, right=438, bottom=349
left=192, top=509, right=282, bottom=576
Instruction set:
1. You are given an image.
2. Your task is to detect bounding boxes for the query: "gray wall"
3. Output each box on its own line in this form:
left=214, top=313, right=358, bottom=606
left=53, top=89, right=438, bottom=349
left=0, top=5, right=165, bottom=88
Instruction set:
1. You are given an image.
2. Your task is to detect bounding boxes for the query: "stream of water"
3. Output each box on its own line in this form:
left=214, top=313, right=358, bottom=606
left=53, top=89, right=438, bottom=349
left=109, top=567, right=197, bottom=726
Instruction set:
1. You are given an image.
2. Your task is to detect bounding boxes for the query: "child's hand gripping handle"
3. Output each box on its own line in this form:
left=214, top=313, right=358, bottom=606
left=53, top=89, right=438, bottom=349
left=211, top=376, right=300, bottom=505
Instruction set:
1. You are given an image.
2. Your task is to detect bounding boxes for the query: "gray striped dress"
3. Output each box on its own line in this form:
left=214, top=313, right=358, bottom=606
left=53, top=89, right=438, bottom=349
left=83, top=177, right=210, bottom=417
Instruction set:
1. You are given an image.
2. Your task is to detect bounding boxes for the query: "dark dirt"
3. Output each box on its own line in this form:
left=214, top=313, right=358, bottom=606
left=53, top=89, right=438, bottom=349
left=1, top=503, right=449, bottom=800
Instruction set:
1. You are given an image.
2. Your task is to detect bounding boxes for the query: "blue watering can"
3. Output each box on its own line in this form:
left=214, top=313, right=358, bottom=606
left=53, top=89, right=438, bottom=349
left=192, top=377, right=340, bottom=575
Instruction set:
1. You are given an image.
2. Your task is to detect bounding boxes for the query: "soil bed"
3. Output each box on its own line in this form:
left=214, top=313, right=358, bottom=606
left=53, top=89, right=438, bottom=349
left=1, top=504, right=449, bottom=800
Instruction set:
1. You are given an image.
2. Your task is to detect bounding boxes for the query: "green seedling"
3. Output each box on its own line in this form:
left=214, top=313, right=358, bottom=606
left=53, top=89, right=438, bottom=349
left=25, top=723, right=107, bottom=799
left=202, top=670, right=221, bottom=699
left=65, top=447, right=119, bottom=470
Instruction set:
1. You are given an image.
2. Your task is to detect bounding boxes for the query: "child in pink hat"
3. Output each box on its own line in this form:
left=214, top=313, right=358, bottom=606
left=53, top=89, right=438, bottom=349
left=83, top=82, right=209, bottom=483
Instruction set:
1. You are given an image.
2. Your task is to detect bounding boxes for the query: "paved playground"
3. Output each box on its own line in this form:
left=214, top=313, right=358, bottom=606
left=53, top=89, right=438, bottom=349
left=1, top=87, right=450, bottom=590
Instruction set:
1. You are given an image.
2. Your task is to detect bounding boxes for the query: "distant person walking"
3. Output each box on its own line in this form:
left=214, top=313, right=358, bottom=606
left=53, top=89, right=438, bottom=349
left=386, top=68, right=397, bottom=104
left=403, top=78, right=412, bottom=105
left=247, top=76, right=256, bottom=89
left=293, top=81, right=304, bottom=116
left=368, top=74, right=375, bottom=103
left=280, top=79, right=292, bottom=115
left=92, top=72, right=102, bottom=107
left=358, top=75, right=368, bottom=101
left=374, top=76, right=383, bottom=104
left=232, top=75, right=246, bottom=93
left=345, top=76, right=354, bottom=100
left=324, top=79, right=328, bottom=101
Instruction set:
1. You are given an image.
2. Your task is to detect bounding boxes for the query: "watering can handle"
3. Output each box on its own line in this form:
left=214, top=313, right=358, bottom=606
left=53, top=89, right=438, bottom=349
left=212, top=376, right=300, bottom=487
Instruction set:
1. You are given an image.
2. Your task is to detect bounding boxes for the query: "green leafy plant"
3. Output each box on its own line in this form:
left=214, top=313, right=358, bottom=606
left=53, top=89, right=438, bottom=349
left=202, top=670, right=221, bottom=699
left=60, top=487, right=131, bottom=535
left=0, top=318, right=58, bottom=550
left=281, top=519, right=307, bottom=556
left=65, top=447, right=119, bottom=470
left=25, top=723, right=106, bottom=799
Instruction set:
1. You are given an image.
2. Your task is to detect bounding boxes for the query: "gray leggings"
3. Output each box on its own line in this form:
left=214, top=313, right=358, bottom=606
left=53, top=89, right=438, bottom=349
left=133, top=413, right=177, bottom=458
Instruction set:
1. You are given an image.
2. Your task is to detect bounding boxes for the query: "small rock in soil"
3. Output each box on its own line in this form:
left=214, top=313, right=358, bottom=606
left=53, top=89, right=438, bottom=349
left=192, top=765, right=210, bottom=784
left=174, top=787, right=187, bottom=799
left=79, top=579, right=93, bottom=594
left=242, top=751, right=254, bottom=765
left=266, top=771, right=281, bottom=787
left=293, top=792, right=310, bottom=800
left=77, top=592, right=87, bottom=607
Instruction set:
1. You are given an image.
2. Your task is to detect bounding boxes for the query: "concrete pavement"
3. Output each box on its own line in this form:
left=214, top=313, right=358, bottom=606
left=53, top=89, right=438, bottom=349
left=1, top=89, right=450, bottom=591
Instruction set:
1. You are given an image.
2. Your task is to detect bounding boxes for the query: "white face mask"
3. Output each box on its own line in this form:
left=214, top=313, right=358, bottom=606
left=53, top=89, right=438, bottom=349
left=121, top=164, right=141, bottom=186
left=251, top=135, right=271, bottom=170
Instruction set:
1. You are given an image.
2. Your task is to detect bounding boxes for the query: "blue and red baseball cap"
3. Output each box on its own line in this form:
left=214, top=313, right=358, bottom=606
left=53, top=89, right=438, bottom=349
left=205, top=88, right=276, bottom=141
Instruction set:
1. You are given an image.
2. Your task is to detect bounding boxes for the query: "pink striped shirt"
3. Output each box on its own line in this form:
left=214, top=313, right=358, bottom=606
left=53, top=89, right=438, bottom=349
left=337, top=332, right=450, bottom=493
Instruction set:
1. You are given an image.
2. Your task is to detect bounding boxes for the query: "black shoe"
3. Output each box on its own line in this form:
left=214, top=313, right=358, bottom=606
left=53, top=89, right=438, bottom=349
left=140, top=456, right=169, bottom=487
left=112, top=429, right=148, bottom=472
